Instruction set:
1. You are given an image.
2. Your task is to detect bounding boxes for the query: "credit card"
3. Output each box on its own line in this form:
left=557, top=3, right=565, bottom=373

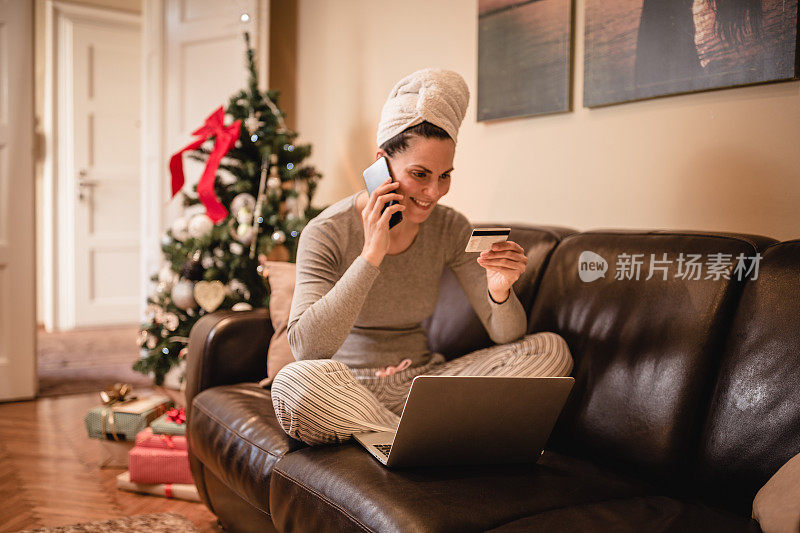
left=465, top=227, right=511, bottom=252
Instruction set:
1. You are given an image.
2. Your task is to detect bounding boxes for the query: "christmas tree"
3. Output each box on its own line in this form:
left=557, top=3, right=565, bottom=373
left=135, top=32, right=323, bottom=385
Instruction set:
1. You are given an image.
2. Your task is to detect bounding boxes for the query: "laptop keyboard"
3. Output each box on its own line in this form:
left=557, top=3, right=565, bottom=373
left=374, top=444, right=392, bottom=456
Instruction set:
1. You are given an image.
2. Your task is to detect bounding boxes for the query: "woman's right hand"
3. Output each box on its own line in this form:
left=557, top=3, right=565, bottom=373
left=360, top=178, right=405, bottom=267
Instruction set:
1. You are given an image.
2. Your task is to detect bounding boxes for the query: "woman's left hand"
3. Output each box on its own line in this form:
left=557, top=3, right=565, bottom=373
left=477, top=241, right=528, bottom=302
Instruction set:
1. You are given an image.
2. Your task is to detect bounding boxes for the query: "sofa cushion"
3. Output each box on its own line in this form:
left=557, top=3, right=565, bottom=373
left=485, top=496, right=759, bottom=532
left=526, top=231, right=775, bottom=486
left=696, top=240, right=800, bottom=514
left=269, top=446, right=655, bottom=533
left=263, top=260, right=297, bottom=383
left=188, top=383, right=306, bottom=515
left=424, top=224, right=574, bottom=359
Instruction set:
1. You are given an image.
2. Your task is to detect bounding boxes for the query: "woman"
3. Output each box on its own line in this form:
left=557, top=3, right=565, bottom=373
left=271, top=68, right=572, bottom=446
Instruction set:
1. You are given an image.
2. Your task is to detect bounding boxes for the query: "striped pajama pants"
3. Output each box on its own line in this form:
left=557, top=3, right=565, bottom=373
left=271, top=331, right=573, bottom=446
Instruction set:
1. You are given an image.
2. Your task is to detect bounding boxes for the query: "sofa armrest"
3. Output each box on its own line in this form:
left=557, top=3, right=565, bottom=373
left=185, top=308, right=273, bottom=413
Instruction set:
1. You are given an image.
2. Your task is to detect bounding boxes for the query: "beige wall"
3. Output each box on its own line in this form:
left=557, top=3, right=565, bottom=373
left=296, top=0, right=800, bottom=241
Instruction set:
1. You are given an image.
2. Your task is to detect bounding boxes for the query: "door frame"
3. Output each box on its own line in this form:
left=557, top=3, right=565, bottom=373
left=42, top=1, right=141, bottom=331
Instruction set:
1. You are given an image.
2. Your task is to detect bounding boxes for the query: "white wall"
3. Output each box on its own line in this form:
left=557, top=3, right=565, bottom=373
left=295, top=0, right=800, bottom=241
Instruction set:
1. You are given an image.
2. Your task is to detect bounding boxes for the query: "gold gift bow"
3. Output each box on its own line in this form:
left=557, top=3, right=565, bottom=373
left=99, top=383, right=134, bottom=442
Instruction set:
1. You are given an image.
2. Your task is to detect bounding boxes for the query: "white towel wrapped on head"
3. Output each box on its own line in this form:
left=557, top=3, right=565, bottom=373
left=376, top=68, right=470, bottom=148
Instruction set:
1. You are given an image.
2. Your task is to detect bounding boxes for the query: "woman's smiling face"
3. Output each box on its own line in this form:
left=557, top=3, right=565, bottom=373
left=378, top=135, right=455, bottom=225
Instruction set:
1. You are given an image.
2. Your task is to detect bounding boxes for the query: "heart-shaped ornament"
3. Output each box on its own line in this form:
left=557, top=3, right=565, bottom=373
left=194, top=280, right=225, bottom=312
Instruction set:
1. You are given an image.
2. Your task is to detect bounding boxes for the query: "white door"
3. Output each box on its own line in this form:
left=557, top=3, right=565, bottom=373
left=71, top=14, right=142, bottom=326
left=0, top=0, right=36, bottom=400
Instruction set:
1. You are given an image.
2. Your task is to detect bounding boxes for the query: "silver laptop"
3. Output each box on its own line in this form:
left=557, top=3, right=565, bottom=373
left=354, top=375, right=574, bottom=468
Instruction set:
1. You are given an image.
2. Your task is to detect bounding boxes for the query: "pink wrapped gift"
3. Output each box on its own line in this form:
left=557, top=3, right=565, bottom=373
left=129, top=438, right=193, bottom=485
left=135, top=427, right=187, bottom=451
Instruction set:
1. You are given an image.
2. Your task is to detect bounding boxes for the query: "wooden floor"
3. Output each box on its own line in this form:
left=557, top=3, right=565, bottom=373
left=37, top=324, right=153, bottom=397
left=0, top=392, right=219, bottom=532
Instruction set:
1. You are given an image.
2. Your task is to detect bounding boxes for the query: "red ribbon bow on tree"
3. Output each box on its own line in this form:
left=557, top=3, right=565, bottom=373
left=166, top=406, right=186, bottom=425
left=168, top=106, right=241, bottom=223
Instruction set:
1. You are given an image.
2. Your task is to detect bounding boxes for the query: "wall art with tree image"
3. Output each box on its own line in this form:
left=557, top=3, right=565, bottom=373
left=478, top=0, right=574, bottom=120
left=584, top=0, right=799, bottom=107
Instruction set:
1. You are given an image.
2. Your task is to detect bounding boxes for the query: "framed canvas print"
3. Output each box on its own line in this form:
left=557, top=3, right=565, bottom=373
left=584, top=0, right=800, bottom=107
left=478, top=0, right=574, bottom=121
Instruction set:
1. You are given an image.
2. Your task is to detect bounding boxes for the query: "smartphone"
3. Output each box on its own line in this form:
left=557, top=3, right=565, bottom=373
left=363, top=156, right=403, bottom=229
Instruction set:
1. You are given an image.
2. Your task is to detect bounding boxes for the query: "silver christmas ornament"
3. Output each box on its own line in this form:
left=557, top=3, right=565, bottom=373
left=171, top=279, right=197, bottom=310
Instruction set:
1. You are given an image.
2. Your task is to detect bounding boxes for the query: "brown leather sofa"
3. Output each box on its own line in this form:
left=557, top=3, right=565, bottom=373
left=185, top=226, right=800, bottom=532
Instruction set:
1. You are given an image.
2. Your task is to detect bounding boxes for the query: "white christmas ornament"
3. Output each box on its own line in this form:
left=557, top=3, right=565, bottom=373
left=231, top=193, right=256, bottom=216
left=234, top=224, right=255, bottom=245
left=171, top=217, right=189, bottom=242
left=194, top=280, right=225, bottom=312
left=232, top=302, right=253, bottom=311
left=188, top=214, right=214, bottom=238
left=158, top=265, right=178, bottom=290
left=201, top=254, right=215, bottom=269
left=267, top=176, right=282, bottom=190
left=230, top=241, right=244, bottom=255
left=146, top=334, right=158, bottom=349
left=171, top=280, right=197, bottom=310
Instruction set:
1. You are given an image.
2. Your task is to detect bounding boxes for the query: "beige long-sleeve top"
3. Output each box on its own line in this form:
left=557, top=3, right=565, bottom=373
left=286, top=192, right=527, bottom=369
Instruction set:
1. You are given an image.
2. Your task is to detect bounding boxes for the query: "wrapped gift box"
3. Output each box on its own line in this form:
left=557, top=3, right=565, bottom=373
left=129, top=427, right=193, bottom=485
left=135, top=427, right=187, bottom=451
left=85, top=395, right=172, bottom=441
left=149, top=407, right=186, bottom=436
left=116, top=471, right=200, bottom=502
